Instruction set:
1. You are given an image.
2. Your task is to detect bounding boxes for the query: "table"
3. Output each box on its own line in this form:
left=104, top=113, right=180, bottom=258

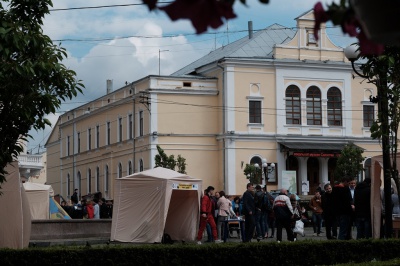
left=393, top=218, right=400, bottom=238
left=222, top=218, right=245, bottom=242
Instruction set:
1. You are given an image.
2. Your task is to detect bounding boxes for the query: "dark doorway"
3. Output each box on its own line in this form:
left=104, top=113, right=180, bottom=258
left=307, top=157, right=320, bottom=195
left=328, top=158, right=338, bottom=185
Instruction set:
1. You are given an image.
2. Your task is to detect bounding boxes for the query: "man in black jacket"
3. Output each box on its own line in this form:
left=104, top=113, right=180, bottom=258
left=332, top=176, right=353, bottom=240
left=354, top=178, right=372, bottom=239
left=242, top=183, right=255, bottom=242
left=322, top=183, right=337, bottom=239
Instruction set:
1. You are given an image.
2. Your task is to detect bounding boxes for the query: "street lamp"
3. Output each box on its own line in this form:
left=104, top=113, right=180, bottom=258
left=159, top=49, right=169, bottom=76
left=344, top=44, right=393, bottom=238
left=262, top=158, right=275, bottom=192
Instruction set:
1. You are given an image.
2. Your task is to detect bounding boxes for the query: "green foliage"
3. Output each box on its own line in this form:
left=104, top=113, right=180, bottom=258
left=154, top=145, right=187, bottom=174
left=243, top=163, right=262, bottom=184
left=0, top=0, right=84, bottom=189
left=334, top=143, right=364, bottom=181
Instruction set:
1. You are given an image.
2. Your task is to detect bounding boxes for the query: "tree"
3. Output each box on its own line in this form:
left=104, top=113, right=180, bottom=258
left=0, top=0, right=84, bottom=189
left=243, top=163, right=262, bottom=185
left=334, top=143, right=364, bottom=181
left=154, top=145, right=187, bottom=174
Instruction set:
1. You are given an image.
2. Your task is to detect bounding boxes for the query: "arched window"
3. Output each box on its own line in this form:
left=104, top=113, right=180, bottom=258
left=327, top=87, right=342, bottom=126
left=139, top=159, right=144, bottom=172
left=285, top=85, right=301, bottom=124
left=96, top=166, right=100, bottom=192
left=118, top=162, right=123, bottom=178
left=67, top=173, right=71, bottom=197
left=77, top=171, right=82, bottom=198
left=88, top=168, right=92, bottom=193
left=128, top=161, right=133, bottom=175
left=306, top=86, right=322, bottom=125
left=105, top=165, right=109, bottom=193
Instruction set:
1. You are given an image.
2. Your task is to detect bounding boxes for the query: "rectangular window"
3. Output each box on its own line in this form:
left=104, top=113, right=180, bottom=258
left=107, top=122, right=111, bottom=145
left=77, top=132, right=81, bottom=153
left=139, top=111, right=144, bottom=136
left=363, top=105, right=374, bottom=127
left=129, top=114, right=133, bottom=139
left=249, top=101, right=261, bottom=124
left=88, top=128, right=92, bottom=150
left=67, top=136, right=70, bottom=156
left=96, top=125, right=100, bottom=148
left=118, top=117, right=123, bottom=142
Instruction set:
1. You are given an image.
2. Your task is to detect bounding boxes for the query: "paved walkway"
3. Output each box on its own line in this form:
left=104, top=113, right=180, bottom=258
left=29, top=226, right=357, bottom=247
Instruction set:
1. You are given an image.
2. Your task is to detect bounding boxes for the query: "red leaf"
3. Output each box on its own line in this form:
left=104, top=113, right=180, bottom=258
left=160, top=0, right=237, bottom=34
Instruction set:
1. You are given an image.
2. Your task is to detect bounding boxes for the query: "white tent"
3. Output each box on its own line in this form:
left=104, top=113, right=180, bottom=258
left=23, top=182, right=54, bottom=219
left=110, top=167, right=202, bottom=243
left=0, top=162, right=31, bottom=249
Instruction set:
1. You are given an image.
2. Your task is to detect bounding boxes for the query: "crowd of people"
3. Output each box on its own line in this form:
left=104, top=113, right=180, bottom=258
left=197, top=175, right=400, bottom=244
left=60, top=189, right=113, bottom=219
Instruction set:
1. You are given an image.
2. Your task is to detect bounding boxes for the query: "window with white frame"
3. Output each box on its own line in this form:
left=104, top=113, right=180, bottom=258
left=96, top=166, right=100, bottom=192
left=139, top=111, right=144, bottom=136
left=67, top=136, right=70, bottom=156
left=96, top=125, right=100, bottom=148
left=118, top=117, right=123, bottom=142
left=128, top=114, right=133, bottom=139
left=67, top=173, right=71, bottom=197
left=249, top=100, right=261, bottom=124
left=77, top=132, right=81, bottom=153
left=363, top=105, right=375, bottom=127
left=106, top=121, right=111, bottom=145
left=128, top=161, right=133, bottom=175
left=327, top=87, right=342, bottom=126
left=105, top=165, right=109, bottom=193
left=118, top=162, right=122, bottom=178
left=88, top=128, right=92, bottom=150
left=306, top=86, right=322, bottom=125
left=285, top=85, right=301, bottom=125
left=88, top=168, right=92, bottom=193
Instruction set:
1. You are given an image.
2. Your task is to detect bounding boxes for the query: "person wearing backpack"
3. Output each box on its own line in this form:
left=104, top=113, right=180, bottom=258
left=261, top=186, right=273, bottom=238
left=254, top=185, right=265, bottom=241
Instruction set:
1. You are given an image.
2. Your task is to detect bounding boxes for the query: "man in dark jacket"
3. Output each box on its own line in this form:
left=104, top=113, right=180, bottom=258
left=322, top=183, right=337, bottom=239
left=242, top=183, right=255, bottom=242
left=354, top=178, right=372, bottom=239
left=254, top=185, right=265, bottom=240
left=332, top=176, right=353, bottom=240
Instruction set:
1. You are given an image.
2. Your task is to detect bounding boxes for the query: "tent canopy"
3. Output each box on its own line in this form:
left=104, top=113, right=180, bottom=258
left=110, top=167, right=202, bottom=243
left=23, top=182, right=54, bottom=219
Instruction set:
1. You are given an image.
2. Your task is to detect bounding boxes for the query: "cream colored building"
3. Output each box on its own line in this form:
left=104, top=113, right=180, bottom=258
left=46, top=10, right=380, bottom=200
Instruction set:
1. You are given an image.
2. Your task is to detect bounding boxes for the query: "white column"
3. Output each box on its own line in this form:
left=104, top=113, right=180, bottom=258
left=299, top=157, right=308, bottom=195
left=320, top=158, right=329, bottom=187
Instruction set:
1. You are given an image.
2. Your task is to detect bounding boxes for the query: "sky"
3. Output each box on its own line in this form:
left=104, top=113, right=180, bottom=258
left=26, top=0, right=354, bottom=154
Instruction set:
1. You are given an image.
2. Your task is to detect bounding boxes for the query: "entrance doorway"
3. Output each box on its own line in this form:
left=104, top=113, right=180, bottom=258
left=307, top=157, right=320, bottom=195
left=286, top=155, right=299, bottom=194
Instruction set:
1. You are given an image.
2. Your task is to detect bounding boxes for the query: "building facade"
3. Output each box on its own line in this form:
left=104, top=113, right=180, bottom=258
left=46, top=11, right=379, bottom=200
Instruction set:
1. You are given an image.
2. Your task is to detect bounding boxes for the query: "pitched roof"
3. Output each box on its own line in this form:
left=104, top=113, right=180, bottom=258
left=172, top=23, right=296, bottom=76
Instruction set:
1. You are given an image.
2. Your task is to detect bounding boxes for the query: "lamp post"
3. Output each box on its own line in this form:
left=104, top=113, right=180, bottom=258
left=159, top=49, right=169, bottom=76
left=344, top=44, right=393, bottom=238
left=262, top=158, right=275, bottom=192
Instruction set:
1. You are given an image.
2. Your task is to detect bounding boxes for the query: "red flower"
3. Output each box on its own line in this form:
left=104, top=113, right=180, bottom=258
left=313, top=2, right=330, bottom=41
left=142, top=0, right=158, bottom=11
left=160, top=0, right=237, bottom=34
left=357, top=31, right=384, bottom=56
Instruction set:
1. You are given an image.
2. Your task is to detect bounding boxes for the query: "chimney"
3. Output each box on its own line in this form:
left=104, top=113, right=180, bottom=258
left=248, top=21, right=253, bottom=39
left=106, top=79, right=113, bottom=94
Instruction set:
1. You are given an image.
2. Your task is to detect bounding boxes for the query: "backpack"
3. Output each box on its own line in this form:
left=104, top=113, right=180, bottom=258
left=261, top=193, right=273, bottom=212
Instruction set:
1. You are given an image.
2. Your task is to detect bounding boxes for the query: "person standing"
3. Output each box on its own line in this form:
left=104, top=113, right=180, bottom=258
left=321, top=183, right=337, bottom=239
left=354, top=178, right=372, bottom=239
left=196, top=186, right=222, bottom=244
left=71, top=189, right=79, bottom=205
left=273, top=188, right=294, bottom=242
left=216, top=191, right=233, bottom=240
left=332, top=176, right=353, bottom=240
left=242, top=183, right=256, bottom=242
left=309, top=191, right=323, bottom=236
left=348, top=179, right=357, bottom=239
left=254, top=185, right=265, bottom=241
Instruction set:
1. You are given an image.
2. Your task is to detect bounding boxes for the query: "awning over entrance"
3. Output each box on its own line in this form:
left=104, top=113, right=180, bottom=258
left=279, top=142, right=363, bottom=158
